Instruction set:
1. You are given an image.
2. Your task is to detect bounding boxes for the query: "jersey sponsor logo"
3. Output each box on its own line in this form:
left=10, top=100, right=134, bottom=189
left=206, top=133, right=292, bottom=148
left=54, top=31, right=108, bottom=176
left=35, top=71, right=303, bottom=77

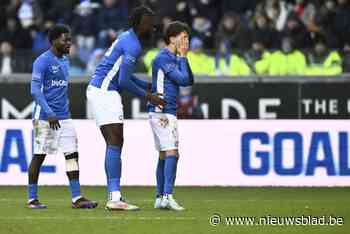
left=51, top=80, right=68, bottom=87
left=241, top=131, right=350, bottom=176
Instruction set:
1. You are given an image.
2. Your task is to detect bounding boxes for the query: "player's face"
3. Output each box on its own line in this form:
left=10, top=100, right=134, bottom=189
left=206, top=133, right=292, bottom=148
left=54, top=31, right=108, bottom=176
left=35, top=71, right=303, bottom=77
left=174, top=31, right=189, bottom=49
left=55, top=33, right=72, bottom=55
left=138, top=15, right=155, bottom=38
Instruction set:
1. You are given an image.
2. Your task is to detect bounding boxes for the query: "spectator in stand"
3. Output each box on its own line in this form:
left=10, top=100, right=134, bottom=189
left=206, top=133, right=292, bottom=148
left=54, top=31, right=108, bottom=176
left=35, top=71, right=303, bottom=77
left=72, top=0, right=100, bottom=62
left=267, top=36, right=307, bottom=75
left=97, top=0, right=129, bottom=48
left=177, top=86, right=204, bottom=119
left=264, top=0, right=289, bottom=32
left=0, top=17, right=33, bottom=50
left=306, top=36, right=343, bottom=75
left=5, top=0, right=21, bottom=18
left=314, top=0, right=338, bottom=48
left=251, top=12, right=279, bottom=49
left=281, top=12, right=312, bottom=49
left=36, top=0, right=79, bottom=23
left=86, top=48, right=105, bottom=75
left=342, top=41, right=350, bottom=73
left=0, top=41, right=25, bottom=75
left=244, top=40, right=271, bottom=75
left=17, top=0, right=43, bottom=29
left=332, top=0, right=350, bottom=49
left=31, top=21, right=52, bottom=55
left=188, top=0, right=220, bottom=48
left=221, top=0, right=259, bottom=16
left=187, top=37, right=215, bottom=76
left=69, top=43, right=87, bottom=76
left=214, top=12, right=251, bottom=75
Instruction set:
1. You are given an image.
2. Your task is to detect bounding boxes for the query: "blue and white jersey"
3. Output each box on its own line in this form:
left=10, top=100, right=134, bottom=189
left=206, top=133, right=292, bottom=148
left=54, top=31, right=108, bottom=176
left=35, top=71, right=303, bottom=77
left=89, top=29, right=142, bottom=92
left=31, top=50, right=71, bottom=120
left=148, top=48, right=194, bottom=116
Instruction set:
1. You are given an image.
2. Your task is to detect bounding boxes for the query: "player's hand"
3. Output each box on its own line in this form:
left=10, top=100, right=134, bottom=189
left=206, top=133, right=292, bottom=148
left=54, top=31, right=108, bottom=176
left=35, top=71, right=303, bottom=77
left=48, top=116, right=60, bottom=130
left=177, top=36, right=189, bottom=57
left=147, top=83, right=152, bottom=92
left=146, top=92, right=167, bottom=109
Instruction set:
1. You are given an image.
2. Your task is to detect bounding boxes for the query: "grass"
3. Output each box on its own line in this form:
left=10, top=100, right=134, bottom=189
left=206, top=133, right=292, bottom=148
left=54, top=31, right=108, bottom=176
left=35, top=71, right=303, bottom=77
left=0, top=186, right=349, bottom=234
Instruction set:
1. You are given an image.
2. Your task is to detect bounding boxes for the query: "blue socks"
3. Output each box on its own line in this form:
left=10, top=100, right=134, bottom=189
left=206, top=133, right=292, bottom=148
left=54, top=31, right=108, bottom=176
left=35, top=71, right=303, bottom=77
left=28, top=184, right=38, bottom=200
left=69, top=179, right=81, bottom=199
left=156, top=158, right=165, bottom=196
left=164, top=155, right=178, bottom=195
left=29, top=180, right=81, bottom=201
left=105, top=145, right=122, bottom=193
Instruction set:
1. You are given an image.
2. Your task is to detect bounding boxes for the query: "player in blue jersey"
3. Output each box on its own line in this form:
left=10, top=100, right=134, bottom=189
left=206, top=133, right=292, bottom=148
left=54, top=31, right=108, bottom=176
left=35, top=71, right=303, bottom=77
left=148, top=21, right=193, bottom=211
left=27, top=24, right=97, bottom=209
left=86, top=6, right=166, bottom=211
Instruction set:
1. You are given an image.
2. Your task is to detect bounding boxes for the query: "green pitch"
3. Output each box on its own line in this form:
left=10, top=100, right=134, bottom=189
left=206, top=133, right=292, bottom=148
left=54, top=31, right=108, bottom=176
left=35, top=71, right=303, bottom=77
left=0, top=186, right=349, bottom=234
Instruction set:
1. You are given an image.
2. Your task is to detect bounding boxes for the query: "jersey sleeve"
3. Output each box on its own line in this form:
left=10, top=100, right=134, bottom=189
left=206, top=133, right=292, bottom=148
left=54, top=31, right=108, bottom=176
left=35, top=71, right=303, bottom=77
left=159, top=57, right=194, bottom=86
left=30, top=57, right=55, bottom=117
left=118, top=42, right=147, bottom=97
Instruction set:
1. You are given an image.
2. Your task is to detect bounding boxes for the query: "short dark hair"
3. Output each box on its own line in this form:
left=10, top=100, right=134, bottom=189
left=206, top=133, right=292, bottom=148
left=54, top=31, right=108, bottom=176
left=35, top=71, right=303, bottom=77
left=129, top=5, right=155, bottom=29
left=48, top=24, right=70, bottom=44
left=164, top=21, right=190, bottom=44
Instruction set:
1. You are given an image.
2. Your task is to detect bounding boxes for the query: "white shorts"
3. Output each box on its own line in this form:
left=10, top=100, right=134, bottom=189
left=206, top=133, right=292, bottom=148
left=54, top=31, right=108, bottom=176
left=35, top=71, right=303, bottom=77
left=33, top=119, right=78, bottom=155
left=149, top=112, right=179, bottom=151
left=86, top=85, right=124, bottom=126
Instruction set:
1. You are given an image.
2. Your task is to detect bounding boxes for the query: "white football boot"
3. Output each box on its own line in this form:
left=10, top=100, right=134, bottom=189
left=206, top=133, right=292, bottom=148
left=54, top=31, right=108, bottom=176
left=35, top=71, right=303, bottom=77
left=161, top=194, right=185, bottom=211
left=154, top=196, right=163, bottom=209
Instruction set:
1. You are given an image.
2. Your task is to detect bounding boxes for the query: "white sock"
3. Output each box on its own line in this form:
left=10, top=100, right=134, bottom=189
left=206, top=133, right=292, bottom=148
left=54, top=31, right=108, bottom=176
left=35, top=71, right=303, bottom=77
left=110, top=191, right=121, bottom=201
left=72, top=195, right=82, bottom=203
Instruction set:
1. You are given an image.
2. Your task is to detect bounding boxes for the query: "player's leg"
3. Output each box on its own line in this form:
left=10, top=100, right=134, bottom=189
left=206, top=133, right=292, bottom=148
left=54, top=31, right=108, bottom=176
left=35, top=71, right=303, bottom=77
left=161, top=149, right=185, bottom=211
left=27, top=120, right=54, bottom=209
left=58, top=120, right=97, bottom=209
left=154, top=151, right=165, bottom=208
left=87, top=86, right=138, bottom=210
left=100, top=123, right=139, bottom=211
left=64, top=152, right=98, bottom=209
left=27, top=154, right=47, bottom=209
left=149, top=113, right=184, bottom=210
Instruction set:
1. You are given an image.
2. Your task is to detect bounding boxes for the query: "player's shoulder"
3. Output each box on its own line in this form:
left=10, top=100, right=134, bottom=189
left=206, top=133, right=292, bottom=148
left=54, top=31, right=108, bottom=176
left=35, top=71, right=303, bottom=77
left=33, top=50, right=53, bottom=66
left=119, top=29, right=142, bottom=54
left=154, top=49, right=173, bottom=65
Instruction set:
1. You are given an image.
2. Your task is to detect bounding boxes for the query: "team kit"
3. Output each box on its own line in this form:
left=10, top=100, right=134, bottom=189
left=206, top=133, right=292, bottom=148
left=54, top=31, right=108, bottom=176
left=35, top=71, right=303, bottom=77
left=27, top=6, right=193, bottom=211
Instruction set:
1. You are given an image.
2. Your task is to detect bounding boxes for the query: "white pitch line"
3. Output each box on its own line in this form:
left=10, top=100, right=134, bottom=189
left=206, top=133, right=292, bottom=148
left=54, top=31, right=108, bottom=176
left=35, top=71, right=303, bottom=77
left=0, top=216, right=197, bottom=221
left=0, top=198, right=344, bottom=203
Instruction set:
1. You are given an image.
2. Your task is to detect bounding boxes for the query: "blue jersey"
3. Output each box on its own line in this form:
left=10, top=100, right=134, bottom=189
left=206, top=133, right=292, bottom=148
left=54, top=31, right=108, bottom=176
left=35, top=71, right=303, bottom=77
left=148, top=48, right=194, bottom=116
left=31, top=50, right=71, bottom=120
left=89, top=29, right=148, bottom=97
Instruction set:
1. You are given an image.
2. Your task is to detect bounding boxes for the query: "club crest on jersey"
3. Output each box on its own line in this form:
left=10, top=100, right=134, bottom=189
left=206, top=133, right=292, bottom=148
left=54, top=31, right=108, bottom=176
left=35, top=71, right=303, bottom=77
left=50, top=65, right=60, bottom=74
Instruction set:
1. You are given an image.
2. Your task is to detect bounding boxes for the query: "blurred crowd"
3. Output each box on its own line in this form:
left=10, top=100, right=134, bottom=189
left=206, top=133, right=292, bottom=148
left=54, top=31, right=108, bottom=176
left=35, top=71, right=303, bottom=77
left=0, top=0, right=350, bottom=76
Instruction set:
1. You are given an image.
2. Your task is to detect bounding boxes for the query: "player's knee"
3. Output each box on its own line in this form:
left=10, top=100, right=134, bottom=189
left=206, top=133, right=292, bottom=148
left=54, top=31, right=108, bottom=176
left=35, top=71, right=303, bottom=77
left=165, top=150, right=179, bottom=157
left=64, top=152, right=79, bottom=172
left=28, top=154, right=45, bottom=169
left=159, top=151, right=166, bottom=160
left=108, top=134, right=124, bottom=147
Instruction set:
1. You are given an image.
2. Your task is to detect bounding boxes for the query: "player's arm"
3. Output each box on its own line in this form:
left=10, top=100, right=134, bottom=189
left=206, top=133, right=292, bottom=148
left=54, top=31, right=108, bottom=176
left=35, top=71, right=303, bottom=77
left=130, top=74, right=151, bottom=90
left=30, top=58, right=60, bottom=129
left=31, top=59, right=55, bottom=117
left=162, top=58, right=194, bottom=86
left=118, top=46, right=165, bottom=107
left=118, top=54, right=148, bottom=97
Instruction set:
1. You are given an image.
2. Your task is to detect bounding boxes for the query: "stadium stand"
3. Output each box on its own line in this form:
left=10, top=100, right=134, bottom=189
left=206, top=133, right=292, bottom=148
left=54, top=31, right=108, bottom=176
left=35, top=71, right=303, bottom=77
left=0, top=0, right=349, bottom=75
